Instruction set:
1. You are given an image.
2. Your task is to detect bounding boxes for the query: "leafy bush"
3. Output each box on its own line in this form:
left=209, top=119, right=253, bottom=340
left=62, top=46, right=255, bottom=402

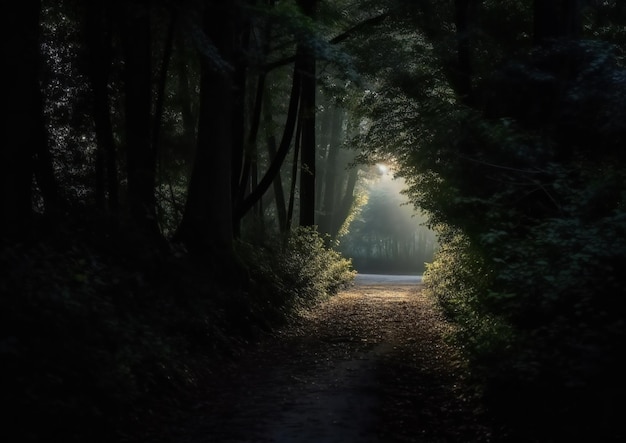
left=410, top=41, right=626, bottom=441
left=423, top=226, right=513, bottom=356
left=425, top=171, right=626, bottom=439
left=237, top=226, right=356, bottom=317
left=0, top=236, right=227, bottom=443
left=0, top=223, right=355, bottom=443
left=475, top=166, right=626, bottom=439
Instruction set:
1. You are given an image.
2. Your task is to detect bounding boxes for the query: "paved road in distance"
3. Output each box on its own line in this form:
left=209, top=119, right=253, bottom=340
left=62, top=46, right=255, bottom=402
left=354, top=273, right=423, bottom=285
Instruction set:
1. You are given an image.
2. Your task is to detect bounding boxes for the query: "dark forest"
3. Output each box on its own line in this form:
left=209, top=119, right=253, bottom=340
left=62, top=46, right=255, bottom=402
left=1, top=1, right=625, bottom=442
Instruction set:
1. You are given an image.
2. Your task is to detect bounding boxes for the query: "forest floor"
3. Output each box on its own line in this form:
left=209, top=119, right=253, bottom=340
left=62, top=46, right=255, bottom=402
left=153, top=281, right=495, bottom=443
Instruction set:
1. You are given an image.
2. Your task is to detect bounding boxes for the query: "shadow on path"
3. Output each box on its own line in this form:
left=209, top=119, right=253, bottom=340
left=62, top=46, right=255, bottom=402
left=164, top=282, right=492, bottom=442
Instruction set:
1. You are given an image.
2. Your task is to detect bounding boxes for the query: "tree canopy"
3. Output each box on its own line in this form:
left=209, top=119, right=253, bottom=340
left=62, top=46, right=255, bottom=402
left=345, top=1, right=626, bottom=440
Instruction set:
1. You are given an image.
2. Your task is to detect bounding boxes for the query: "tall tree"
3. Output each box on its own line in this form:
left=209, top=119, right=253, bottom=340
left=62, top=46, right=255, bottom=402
left=454, top=0, right=476, bottom=105
left=85, top=0, right=119, bottom=216
left=2, top=1, right=45, bottom=238
left=297, top=0, right=318, bottom=227
left=262, top=87, right=289, bottom=232
left=317, top=106, right=344, bottom=236
left=176, top=0, right=237, bottom=255
left=123, top=1, right=159, bottom=235
left=230, top=5, right=252, bottom=237
left=237, top=63, right=302, bottom=221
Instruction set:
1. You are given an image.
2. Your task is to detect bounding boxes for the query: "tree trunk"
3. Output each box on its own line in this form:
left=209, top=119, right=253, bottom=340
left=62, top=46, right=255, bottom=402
left=297, top=0, right=317, bottom=227
left=85, top=0, right=118, bottom=216
left=1, top=1, right=43, bottom=238
left=287, top=107, right=303, bottom=232
left=176, top=1, right=236, bottom=256
left=234, top=70, right=265, bottom=235
left=123, top=1, right=159, bottom=235
left=454, top=0, right=476, bottom=105
left=153, top=8, right=177, bottom=169
left=315, top=101, right=334, bottom=210
left=263, top=86, right=288, bottom=232
left=231, top=9, right=253, bottom=237
left=176, top=49, right=197, bottom=148
left=237, top=63, right=302, bottom=219
left=318, top=106, right=344, bottom=236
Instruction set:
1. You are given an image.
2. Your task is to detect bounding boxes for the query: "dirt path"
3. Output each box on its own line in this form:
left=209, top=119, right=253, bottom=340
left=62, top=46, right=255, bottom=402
left=165, top=283, right=493, bottom=442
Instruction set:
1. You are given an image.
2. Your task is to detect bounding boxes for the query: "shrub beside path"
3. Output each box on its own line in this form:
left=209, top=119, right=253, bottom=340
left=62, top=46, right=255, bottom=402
left=159, top=281, right=494, bottom=442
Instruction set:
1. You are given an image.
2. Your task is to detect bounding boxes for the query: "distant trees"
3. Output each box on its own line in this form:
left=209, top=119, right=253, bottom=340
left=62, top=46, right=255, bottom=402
left=315, top=97, right=364, bottom=241
left=339, top=172, right=436, bottom=274
left=2, top=1, right=50, bottom=237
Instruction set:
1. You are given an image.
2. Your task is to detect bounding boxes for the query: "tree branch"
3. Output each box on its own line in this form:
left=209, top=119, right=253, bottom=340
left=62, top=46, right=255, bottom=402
left=262, top=13, right=389, bottom=73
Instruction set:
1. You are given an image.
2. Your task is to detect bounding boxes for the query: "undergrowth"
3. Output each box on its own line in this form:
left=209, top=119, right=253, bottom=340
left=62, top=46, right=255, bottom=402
left=0, top=225, right=355, bottom=443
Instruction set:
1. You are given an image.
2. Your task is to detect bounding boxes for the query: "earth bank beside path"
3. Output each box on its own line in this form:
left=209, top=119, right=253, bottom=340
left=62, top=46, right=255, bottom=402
left=164, top=282, right=492, bottom=442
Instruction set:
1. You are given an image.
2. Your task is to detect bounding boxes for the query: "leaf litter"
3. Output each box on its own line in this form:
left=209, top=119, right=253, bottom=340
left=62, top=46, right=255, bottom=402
left=161, top=283, right=493, bottom=442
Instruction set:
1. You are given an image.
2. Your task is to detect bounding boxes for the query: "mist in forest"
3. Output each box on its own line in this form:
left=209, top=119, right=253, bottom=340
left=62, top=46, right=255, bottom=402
left=338, top=166, right=437, bottom=275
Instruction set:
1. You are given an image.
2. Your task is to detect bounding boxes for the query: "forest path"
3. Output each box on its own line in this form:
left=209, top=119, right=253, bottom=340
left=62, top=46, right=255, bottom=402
left=165, top=282, right=492, bottom=442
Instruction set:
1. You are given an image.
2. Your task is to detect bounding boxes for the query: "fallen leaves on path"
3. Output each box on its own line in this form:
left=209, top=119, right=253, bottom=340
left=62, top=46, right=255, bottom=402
left=162, top=284, right=493, bottom=442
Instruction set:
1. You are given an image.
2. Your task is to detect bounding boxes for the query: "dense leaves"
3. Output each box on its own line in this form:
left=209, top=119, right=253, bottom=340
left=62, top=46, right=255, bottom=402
left=1, top=225, right=355, bottom=443
left=2, top=2, right=370, bottom=441
left=349, top=1, right=626, bottom=440
left=5, top=0, right=626, bottom=441
left=424, top=36, right=626, bottom=443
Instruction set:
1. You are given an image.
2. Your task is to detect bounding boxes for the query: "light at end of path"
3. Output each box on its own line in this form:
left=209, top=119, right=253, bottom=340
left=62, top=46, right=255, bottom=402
left=354, top=273, right=423, bottom=285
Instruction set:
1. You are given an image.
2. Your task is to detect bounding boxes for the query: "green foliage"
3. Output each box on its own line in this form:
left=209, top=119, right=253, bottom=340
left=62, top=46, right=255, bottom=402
left=0, top=224, right=354, bottom=443
left=424, top=227, right=488, bottom=321
left=254, top=0, right=359, bottom=81
left=0, top=235, right=237, bottom=442
left=238, top=226, right=356, bottom=316
left=476, top=165, right=626, bottom=414
left=334, top=188, right=368, bottom=241
left=351, top=2, right=626, bottom=435
left=423, top=168, right=626, bottom=440
left=414, top=40, right=626, bottom=440
left=423, top=226, right=515, bottom=364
